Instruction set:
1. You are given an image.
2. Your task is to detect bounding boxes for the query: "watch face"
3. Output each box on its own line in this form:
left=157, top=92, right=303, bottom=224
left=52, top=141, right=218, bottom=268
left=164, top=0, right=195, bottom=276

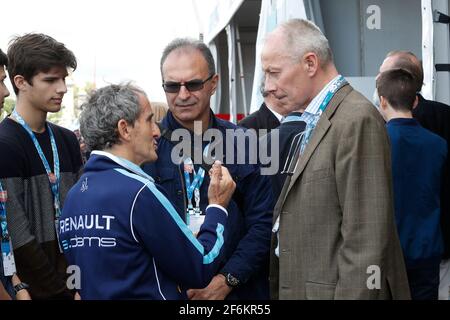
left=226, top=274, right=240, bottom=287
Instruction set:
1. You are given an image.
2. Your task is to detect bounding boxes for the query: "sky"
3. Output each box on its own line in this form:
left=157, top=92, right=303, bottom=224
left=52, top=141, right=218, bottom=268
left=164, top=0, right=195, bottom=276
left=0, top=0, right=201, bottom=102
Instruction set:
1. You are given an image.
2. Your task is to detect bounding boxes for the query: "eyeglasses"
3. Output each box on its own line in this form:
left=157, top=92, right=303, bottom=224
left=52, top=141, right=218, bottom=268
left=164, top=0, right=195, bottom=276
left=162, top=74, right=214, bottom=93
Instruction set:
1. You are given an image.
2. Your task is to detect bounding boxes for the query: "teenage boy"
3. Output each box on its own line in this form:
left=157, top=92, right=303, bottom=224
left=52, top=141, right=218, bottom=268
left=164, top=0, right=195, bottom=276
left=0, top=34, right=82, bottom=299
left=377, top=68, right=447, bottom=299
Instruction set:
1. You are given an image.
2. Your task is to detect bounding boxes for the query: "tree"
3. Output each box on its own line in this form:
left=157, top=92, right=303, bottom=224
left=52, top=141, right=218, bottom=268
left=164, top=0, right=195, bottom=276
left=47, top=109, right=63, bottom=124
left=0, top=98, right=15, bottom=120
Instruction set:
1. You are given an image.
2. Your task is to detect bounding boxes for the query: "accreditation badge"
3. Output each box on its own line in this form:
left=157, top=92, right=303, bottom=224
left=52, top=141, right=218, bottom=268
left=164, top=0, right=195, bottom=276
left=188, top=214, right=205, bottom=236
left=1, top=239, right=16, bottom=276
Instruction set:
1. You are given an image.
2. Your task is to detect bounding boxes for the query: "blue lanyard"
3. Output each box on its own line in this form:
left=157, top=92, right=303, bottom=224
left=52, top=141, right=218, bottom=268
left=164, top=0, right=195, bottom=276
left=0, top=182, right=12, bottom=255
left=317, top=75, right=347, bottom=113
left=12, top=110, right=61, bottom=219
left=184, top=161, right=206, bottom=204
left=183, top=144, right=210, bottom=205
left=299, top=76, right=348, bottom=154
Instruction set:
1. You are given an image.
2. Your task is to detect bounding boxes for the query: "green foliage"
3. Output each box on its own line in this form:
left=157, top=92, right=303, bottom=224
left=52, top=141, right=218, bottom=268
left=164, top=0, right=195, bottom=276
left=0, top=98, right=15, bottom=120
left=83, top=82, right=96, bottom=95
left=47, top=110, right=63, bottom=124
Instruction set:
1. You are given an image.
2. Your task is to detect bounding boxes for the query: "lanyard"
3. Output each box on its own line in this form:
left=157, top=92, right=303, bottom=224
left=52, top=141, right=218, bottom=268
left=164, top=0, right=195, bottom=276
left=12, top=110, right=61, bottom=219
left=0, top=182, right=11, bottom=255
left=183, top=144, right=210, bottom=204
left=317, top=75, right=347, bottom=113
left=184, top=159, right=206, bottom=204
left=299, top=76, right=348, bottom=154
left=0, top=181, right=17, bottom=275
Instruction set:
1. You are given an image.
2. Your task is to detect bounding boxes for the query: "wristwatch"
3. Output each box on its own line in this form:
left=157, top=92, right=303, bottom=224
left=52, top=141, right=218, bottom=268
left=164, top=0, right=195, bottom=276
left=13, top=282, right=29, bottom=294
left=220, top=272, right=240, bottom=288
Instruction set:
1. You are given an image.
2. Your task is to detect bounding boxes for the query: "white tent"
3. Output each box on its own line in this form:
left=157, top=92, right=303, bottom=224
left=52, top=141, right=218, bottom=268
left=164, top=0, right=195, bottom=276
left=193, top=0, right=449, bottom=123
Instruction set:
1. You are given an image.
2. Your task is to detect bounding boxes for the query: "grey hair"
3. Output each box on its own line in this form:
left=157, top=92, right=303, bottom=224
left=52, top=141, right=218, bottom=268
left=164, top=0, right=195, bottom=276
left=278, top=19, right=333, bottom=67
left=160, top=38, right=216, bottom=77
left=259, top=75, right=268, bottom=97
left=80, top=83, right=146, bottom=151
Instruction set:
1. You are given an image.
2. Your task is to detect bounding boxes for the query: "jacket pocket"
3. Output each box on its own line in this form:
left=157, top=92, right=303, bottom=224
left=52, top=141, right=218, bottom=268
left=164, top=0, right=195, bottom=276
left=302, top=167, right=333, bottom=184
left=305, top=281, right=336, bottom=300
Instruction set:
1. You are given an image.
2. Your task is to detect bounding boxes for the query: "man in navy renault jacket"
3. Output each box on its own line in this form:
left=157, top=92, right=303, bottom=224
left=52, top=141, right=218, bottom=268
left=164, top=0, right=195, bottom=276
left=143, top=38, right=274, bottom=300
left=59, top=83, right=236, bottom=299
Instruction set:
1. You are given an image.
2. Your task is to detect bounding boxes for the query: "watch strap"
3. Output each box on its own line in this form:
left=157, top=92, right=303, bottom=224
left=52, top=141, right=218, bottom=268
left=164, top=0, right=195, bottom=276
left=13, top=282, right=29, bottom=294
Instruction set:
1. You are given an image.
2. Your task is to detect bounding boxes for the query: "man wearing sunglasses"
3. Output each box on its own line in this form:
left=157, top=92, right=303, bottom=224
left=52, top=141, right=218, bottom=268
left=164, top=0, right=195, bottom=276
left=143, top=38, right=273, bottom=300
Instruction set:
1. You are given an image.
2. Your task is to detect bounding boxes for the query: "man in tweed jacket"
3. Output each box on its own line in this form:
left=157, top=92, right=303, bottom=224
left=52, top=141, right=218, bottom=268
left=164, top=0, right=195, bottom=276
left=261, top=19, right=410, bottom=300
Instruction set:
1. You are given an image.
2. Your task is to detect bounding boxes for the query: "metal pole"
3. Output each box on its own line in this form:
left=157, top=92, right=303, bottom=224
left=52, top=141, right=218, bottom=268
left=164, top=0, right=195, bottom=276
left=236, top=26, right=248, bottom=117
left=226, top=22, right=237, bottom=124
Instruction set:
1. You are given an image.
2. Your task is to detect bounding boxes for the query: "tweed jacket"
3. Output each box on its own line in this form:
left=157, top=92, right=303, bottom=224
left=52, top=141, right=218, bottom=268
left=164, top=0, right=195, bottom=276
left=270, top=84, right=411, bottom=300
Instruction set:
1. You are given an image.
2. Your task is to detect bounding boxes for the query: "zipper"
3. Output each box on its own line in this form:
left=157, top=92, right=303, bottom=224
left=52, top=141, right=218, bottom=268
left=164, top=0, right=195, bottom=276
left=177, top=161, right=188, bottom=223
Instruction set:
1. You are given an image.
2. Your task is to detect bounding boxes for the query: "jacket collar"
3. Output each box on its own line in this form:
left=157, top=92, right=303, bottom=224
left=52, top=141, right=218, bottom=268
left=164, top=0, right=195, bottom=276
left=387, top=118, right=419, bottom=127
left=162, top=109, right=218, bottom=132
left=85, top=151, right=155, bottom=182
left=285, top=84, right=353, bottom=196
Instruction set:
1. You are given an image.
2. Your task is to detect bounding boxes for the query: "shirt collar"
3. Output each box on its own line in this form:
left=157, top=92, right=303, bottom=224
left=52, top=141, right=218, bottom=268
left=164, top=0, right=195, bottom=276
left=303, top=75, right=342, bottom=116
left=266, top=105, right=284, bottom=122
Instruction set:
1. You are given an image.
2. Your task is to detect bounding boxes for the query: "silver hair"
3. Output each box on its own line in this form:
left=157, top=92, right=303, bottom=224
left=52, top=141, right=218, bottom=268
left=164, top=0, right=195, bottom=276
left=80, top=83, right=146, bottom=151
left=259, top=74, right=268, bottom=97
left=160, top=38, right=216, bottom=77
left=278, top=19, right=333, bottom=67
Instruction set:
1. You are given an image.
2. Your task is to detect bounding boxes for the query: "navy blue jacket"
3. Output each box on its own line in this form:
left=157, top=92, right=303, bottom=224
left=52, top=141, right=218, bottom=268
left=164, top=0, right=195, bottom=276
left=143, top=111, right=274, bottom=299
left=387, top=118, right=447, bottom=267
left=260, top=112, right=306, bottom=200
left=238, top=102, right=281, bottom=137
left=413, top=95, right=450, bottom=259
left=59, top=152, right=228, bottom=299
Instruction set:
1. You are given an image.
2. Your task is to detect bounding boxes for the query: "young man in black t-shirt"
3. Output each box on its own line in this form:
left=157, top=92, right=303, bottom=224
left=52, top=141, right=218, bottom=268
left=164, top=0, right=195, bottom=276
left=0, top=34, right=82, bottom=299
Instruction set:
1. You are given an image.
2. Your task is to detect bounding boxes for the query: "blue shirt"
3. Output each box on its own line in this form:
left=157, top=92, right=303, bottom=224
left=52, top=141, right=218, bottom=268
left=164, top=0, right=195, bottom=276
left=387, top=118, right=447, bottom=266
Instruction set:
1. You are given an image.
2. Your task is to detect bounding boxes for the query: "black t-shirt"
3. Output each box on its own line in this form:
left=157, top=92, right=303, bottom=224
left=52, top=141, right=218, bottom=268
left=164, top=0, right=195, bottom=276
left=0, top=117, right=83, bottom=299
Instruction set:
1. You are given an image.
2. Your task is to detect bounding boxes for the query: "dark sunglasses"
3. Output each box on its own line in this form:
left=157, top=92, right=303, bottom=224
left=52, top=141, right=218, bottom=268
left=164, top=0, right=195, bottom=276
left=162, top=74, right=214, bottom=93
